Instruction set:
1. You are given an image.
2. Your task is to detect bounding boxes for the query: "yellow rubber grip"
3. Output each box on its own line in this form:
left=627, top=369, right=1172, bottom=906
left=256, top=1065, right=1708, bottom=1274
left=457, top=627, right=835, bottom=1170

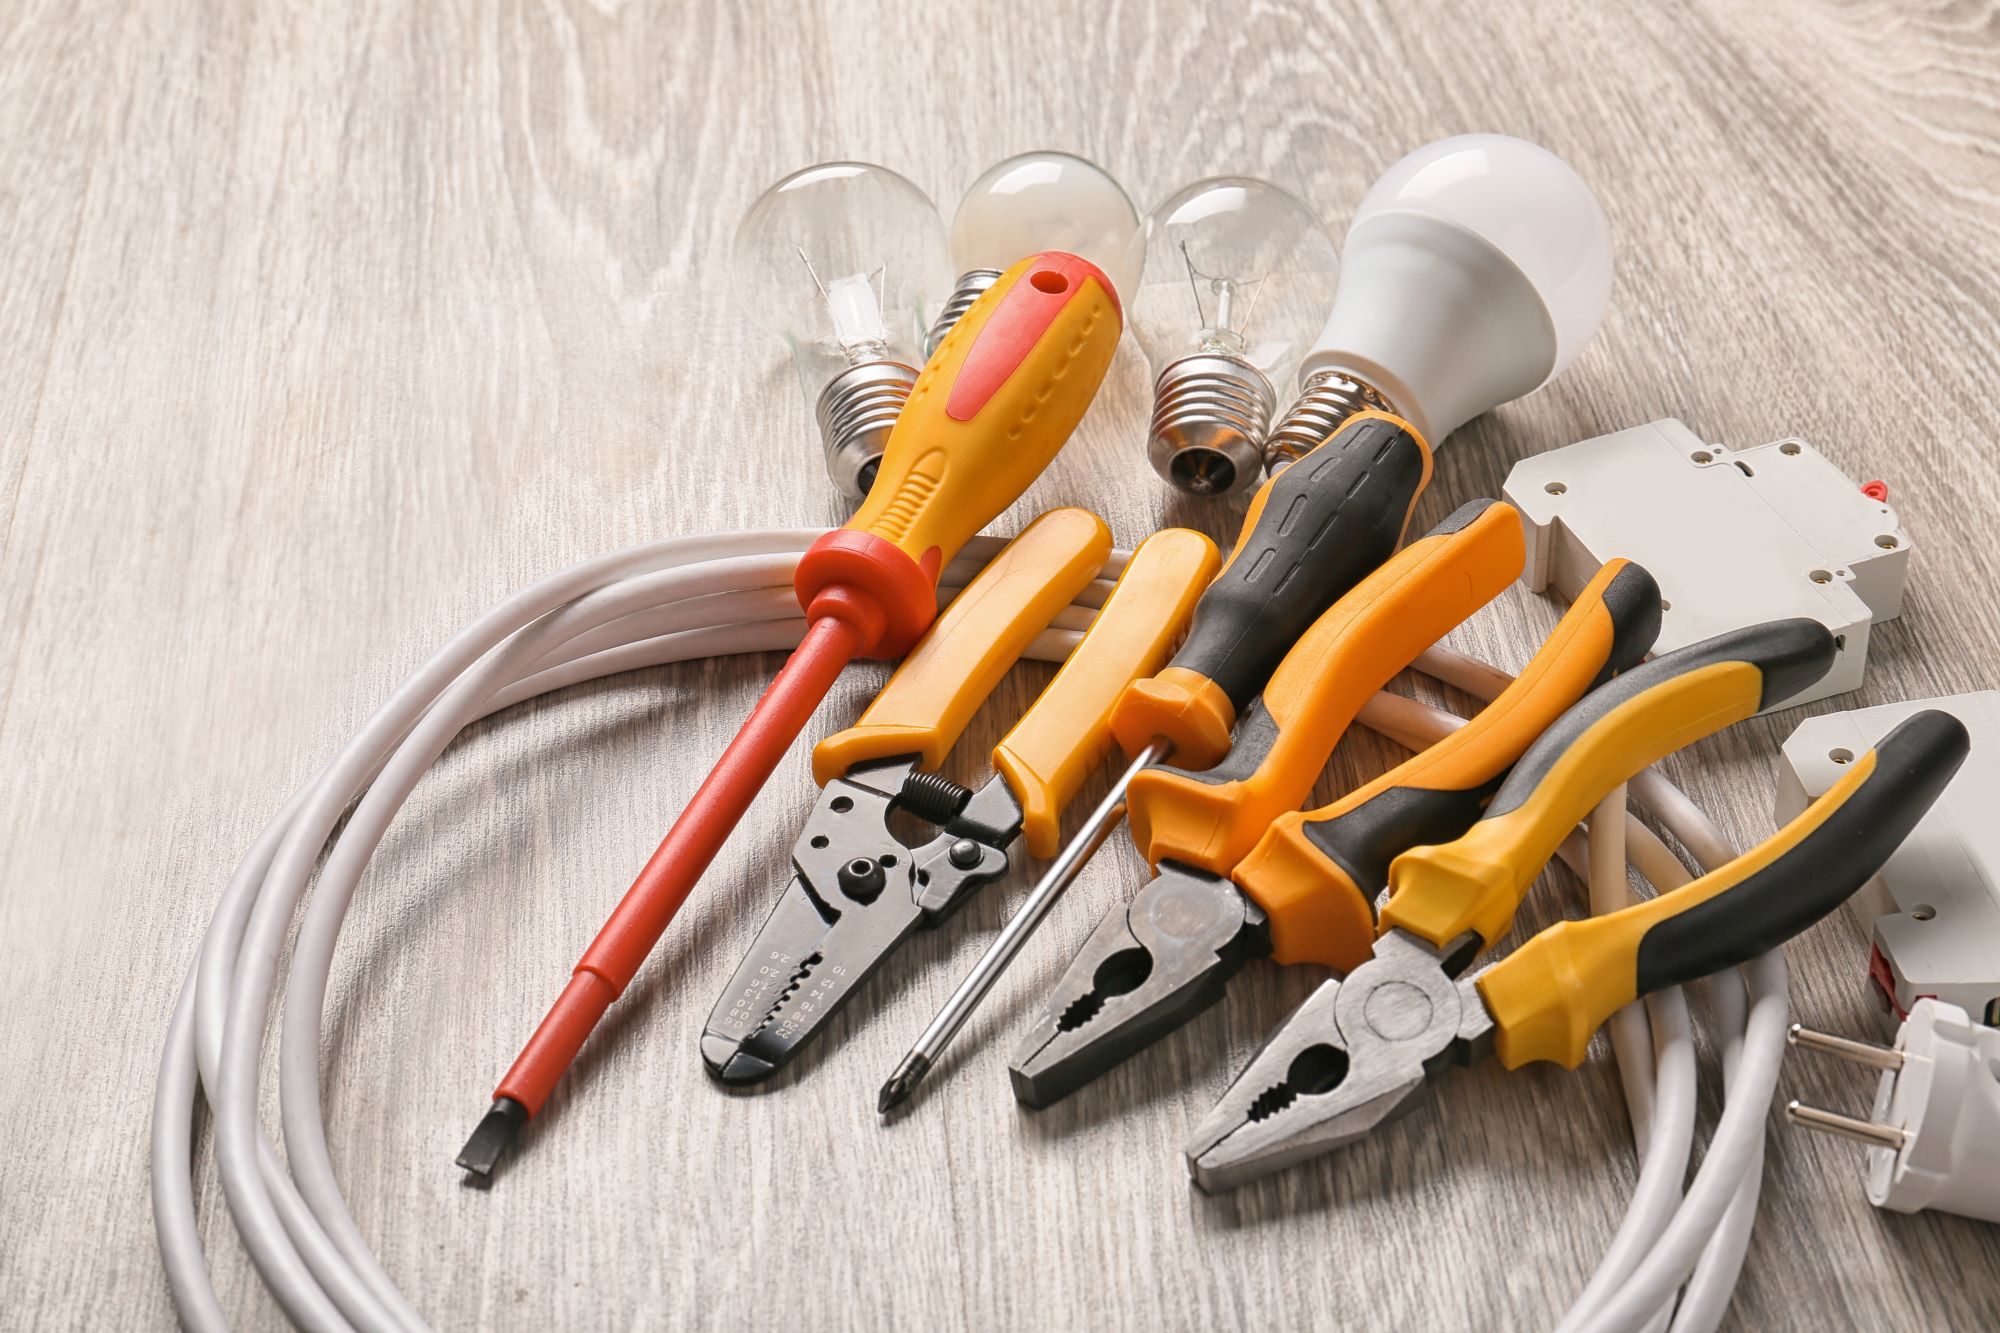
left=994, top=529, right=1221, bottom=857
left=1231, top=558, right=1659, bottom=973
left=1477, top=709, right=1967, bottom=1067
left=811, top=508, right=1110, bottom=783
left=1379, top=618, right=1837, bottom=955
left=1476, top=751, right=1875, bottom=1068
left=843, top=253, right=1122, bottom=574
left=1126, top=500, right=1524, bottom=883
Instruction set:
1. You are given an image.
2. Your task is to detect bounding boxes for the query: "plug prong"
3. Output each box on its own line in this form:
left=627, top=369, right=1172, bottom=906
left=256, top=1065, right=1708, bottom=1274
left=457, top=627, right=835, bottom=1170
left=1788, top=1023, right=1906, bottom=1071
left=1786, top=1099, right=1911, bottom=1151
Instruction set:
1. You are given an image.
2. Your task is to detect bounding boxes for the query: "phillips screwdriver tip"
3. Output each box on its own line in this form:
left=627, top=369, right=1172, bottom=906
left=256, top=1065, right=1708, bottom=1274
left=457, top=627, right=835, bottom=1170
left=455, top=1097, right=529, bottom=1184
left=877, top=1054, right=932, bottom=1115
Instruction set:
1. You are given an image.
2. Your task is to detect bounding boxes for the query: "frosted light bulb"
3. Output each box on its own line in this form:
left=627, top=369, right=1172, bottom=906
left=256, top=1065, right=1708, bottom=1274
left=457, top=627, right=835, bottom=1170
left=1128, top=177, right=1339, bottom=496
left=925, top=151, right=1142, bottom=355
left=1264, top=134, right=1613, bottom=468
left=734, top=162, right=952, bottom=500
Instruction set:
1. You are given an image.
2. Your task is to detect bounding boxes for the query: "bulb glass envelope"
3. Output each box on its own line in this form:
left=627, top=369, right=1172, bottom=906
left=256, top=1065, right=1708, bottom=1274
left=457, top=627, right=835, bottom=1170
left=733, top=162, right=953, bottom=400
left=1130, top=176, right=1339, bottom=385
left=950, top=151, right=1143, bottom=299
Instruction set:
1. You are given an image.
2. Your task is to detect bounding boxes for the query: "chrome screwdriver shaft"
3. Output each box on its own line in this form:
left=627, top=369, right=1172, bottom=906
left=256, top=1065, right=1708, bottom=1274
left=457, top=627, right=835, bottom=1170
left=878, top=742, right=1167, bottom=1113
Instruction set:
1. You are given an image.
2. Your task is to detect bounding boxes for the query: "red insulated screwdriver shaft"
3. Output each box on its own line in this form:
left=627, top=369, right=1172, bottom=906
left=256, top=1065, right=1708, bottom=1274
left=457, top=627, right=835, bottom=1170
left=517, top=619, right=859, bottom=1094
left=456, top=616, right=865, bottom=1177
left=456, top=250, right=1125, bottom=1179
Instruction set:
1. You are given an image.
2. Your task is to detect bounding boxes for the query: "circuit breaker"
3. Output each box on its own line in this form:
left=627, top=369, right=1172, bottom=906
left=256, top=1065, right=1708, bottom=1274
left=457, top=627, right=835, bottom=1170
left=1505, top=419, right=1910, bottom=710
left=1778, top=693, right=2000, bottom=1037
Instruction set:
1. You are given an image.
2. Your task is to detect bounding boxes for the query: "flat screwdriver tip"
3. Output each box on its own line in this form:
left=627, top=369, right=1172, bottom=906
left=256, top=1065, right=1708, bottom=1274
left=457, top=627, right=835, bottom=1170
left=456, top=1097, right=530, bottom=1184
left=877, top=1054, right=932, bottom=1115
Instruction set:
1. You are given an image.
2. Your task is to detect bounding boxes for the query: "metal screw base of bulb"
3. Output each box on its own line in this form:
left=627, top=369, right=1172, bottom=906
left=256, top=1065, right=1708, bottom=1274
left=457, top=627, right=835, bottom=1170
left=1262, top=369, right=1397, bottom=474
left=924, top=269, right=1004, bottom=359
left=815, top=359, right=920, bottom=501
left=1146, top=354, right=1277, bottom=498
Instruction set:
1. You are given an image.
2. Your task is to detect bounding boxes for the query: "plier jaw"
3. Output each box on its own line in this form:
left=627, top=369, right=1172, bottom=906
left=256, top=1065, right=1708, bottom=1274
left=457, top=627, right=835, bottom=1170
left=1009, top=863, right=1270, bottom=1108
left=700, top=756, right=1021, bottom=1086
left=1183, top=928, right=1492, bottom=1193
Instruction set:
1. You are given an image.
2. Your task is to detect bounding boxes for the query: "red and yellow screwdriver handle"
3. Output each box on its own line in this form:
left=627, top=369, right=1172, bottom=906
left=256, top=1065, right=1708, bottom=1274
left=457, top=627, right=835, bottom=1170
left=1478, top=709, right=1969, bottom=1069
left=796, top=253, right=1123, bottom=661
left=1379, top=616, right=1841, bottom=961
left=1109, top=412, right=1433, bottom=771
left=1126, top=498, right=1523, bottom=884
left=1232, top=558, right=1664, bottom=972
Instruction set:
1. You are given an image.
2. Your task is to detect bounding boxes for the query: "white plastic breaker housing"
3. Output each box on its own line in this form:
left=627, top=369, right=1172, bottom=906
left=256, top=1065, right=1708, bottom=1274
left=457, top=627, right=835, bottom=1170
left=1505, top=419, right=1910, bottom=710
left=1777, top=693, right=2000, bottom=1037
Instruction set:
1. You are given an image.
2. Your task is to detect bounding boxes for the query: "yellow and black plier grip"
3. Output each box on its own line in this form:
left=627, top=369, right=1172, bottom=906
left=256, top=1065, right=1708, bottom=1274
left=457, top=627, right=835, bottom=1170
left=1186, top=706, right=1968, bottom=1190
left=1379, top=615, right=1840, bottom=957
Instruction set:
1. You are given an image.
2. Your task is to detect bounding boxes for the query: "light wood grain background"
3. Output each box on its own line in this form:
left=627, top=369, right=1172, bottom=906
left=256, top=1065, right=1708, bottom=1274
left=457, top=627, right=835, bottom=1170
left=5, top=0, right=2000, bottom=1327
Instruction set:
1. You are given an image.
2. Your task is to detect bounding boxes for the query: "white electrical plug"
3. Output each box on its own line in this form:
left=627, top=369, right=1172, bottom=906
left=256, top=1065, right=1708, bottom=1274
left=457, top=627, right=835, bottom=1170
left=1788, top=999, right=2000, bottom=1222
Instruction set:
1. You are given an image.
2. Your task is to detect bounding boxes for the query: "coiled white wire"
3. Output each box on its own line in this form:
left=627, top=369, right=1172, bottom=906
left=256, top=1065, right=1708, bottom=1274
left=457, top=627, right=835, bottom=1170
left=151, top=529, right=1786, bottom=1332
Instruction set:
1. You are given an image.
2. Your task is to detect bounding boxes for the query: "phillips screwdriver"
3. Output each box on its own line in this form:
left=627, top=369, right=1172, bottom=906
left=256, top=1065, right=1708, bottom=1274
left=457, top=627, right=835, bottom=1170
left=877, top=409, right=1435, bottom=1112
left=458, top=252, right=1123, bottom=1176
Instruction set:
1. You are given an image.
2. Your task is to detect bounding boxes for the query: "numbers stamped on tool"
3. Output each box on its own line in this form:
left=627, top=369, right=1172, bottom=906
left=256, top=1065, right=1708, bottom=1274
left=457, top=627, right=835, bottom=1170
left=722, top=949, right=797, bottom=1028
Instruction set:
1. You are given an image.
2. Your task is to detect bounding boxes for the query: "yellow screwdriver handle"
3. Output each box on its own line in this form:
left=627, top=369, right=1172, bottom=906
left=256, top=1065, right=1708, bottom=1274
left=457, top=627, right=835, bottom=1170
left=1479, top=710, right=1969, bottom=1068
left=812, top=508, right=1112, bottom=783
left=795, top=253, right=1123, bottom=661
left=1380, top=616, right=1839, bottom=955
left=994, top=528, right=1221, bottom=857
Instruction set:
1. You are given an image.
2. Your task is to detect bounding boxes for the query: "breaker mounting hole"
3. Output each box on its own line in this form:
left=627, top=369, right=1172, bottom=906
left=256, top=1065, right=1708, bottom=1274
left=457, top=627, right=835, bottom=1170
left=1830, top=747, right=1854, bottom=765
left=1780, top=442, right=1803, bottom=456
left=1809, top=569, right=1834, bottom=584
left=1544, top=481, right=1567, bottom=495
left=1691, top=450, right=1714, bottom=464
left=1912, top=905, right=1936, bottom=922
left=1876, top=534, right=1899, bottom=549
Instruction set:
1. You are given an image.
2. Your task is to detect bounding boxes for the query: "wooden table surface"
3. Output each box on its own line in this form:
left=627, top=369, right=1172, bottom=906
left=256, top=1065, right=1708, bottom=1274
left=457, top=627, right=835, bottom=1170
left=5, top=0, right=1999, bottom=1327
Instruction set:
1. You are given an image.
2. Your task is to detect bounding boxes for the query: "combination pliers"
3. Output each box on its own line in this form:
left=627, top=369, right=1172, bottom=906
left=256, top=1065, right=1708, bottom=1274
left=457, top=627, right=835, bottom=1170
left=1186, top=617, right=1970, bottom=1191
left=1012, top=497, right=1552, bottom=1105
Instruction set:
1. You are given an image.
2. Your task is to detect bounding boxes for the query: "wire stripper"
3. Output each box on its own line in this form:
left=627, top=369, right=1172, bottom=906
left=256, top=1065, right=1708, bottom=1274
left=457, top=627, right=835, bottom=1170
left=1184, top=621, right=1970, bottom=1193
left=700, top=510, right=1219, bottom=1084
left=1010, top=499, right=1563, bottom=1106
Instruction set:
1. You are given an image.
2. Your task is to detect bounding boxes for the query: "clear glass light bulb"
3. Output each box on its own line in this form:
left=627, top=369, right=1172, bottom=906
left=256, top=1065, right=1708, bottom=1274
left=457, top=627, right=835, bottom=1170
left=733, top=162, right=952, bottom=500
left=1268, top=134, right=1613, bottom=463
left=924, top=151, right=1142, bottom=354
left=1128, top=176, right=1339, bottom=496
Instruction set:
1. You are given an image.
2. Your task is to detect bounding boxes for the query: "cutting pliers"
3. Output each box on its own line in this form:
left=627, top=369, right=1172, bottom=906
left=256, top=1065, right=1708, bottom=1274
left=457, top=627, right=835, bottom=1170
left=1186, top=620, right=1970, bottom=1191
left=1011, top=498, right=1557, bottom=1106
left=701, top=508, right=1219, bottom=1084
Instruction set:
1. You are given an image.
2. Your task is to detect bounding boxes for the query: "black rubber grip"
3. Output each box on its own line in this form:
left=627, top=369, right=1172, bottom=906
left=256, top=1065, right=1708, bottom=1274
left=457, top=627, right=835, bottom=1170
left=1632, top=710, right=1970, bottom=996
left=1165, top=414, right=1427, bottom=708
left=1301, top=560, right=1663, bottom=895
left=1484, top=617, right=1837, bottom=820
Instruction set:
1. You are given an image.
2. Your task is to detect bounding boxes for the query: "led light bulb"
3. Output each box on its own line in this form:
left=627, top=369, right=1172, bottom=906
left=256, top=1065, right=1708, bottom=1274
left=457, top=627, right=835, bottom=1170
left=1264, top=134, right=1613, bottom=469
left=1129, top=177, right=1339, bottom=496
left=734, top=162, right=953, bottom=500
left=924, top=150, right=1142, bottom=355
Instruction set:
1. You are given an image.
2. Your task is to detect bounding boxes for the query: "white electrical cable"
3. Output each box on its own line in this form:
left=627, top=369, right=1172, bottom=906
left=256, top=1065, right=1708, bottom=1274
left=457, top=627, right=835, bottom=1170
left=1399, top=650, right=1781, bottom=1333
left=153, top=537, right=1782, bottom=1333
